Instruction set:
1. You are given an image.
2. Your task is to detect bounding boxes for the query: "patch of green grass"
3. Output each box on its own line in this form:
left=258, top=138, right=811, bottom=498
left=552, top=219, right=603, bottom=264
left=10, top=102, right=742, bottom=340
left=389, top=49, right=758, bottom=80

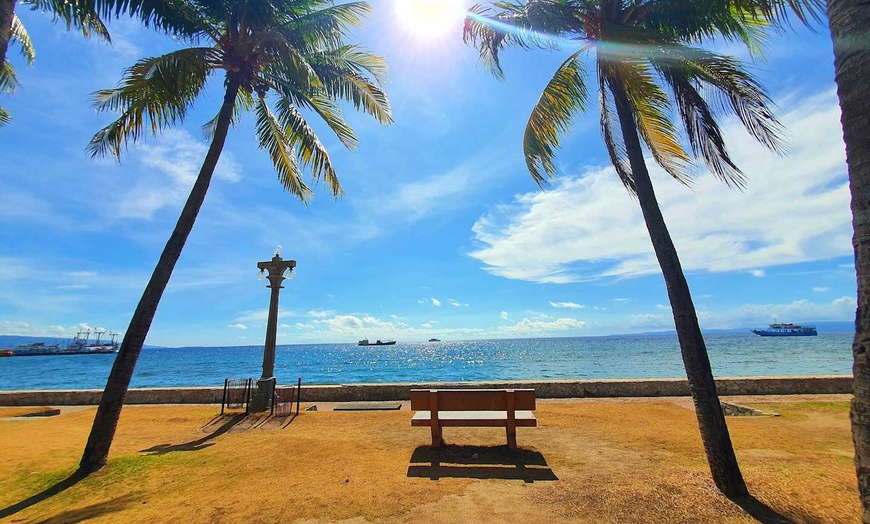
left=13, top=465, right=78, bottom=494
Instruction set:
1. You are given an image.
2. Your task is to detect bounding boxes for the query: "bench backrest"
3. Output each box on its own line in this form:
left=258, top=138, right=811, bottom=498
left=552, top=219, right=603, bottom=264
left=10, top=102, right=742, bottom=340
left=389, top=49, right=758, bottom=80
left=410, top=389, right=536, bottom=411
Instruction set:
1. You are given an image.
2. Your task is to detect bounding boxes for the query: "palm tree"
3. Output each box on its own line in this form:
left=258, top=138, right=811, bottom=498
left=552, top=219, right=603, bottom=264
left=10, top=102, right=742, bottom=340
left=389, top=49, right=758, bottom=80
left=730, top=0, right=868, bottom=516
left=825, top=0, right=870, bottom=518
left=78, top=0, right=391, bottom=473
left=464, top=0, right=787, bottom=498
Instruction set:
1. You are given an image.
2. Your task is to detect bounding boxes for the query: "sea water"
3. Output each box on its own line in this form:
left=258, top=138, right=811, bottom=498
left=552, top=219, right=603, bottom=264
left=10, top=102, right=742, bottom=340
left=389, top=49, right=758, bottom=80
left=0, top=332, right=853, bottom=391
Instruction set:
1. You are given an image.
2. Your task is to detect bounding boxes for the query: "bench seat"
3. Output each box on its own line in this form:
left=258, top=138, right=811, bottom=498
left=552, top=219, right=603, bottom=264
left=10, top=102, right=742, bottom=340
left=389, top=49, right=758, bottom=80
left=411, top=410, right=537, bottom=427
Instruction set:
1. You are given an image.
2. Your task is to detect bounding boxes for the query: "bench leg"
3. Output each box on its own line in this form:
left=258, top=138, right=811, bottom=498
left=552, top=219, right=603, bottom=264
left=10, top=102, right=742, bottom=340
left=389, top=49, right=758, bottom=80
left=506, top=427, right=517, bottom=450
left=430, top=423, right=443, bottom=447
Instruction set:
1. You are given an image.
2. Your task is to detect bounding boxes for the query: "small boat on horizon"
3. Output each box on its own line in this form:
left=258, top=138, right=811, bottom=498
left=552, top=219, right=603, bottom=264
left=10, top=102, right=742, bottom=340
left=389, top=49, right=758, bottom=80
left=358, top=339, right=397, bottom=346
left=751, top=322, right=817, bottom=337
left=428, top=338, right=441, bottom=342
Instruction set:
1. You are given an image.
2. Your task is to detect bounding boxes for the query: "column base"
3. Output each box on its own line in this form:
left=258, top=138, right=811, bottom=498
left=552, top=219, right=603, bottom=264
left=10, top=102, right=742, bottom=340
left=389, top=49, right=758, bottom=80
left=249, top=377, right=276, bottom=413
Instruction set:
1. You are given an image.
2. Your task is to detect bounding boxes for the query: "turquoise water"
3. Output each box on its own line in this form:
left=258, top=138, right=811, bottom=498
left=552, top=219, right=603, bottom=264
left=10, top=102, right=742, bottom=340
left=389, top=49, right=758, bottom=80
left=0, top=332, right=853, bottom=391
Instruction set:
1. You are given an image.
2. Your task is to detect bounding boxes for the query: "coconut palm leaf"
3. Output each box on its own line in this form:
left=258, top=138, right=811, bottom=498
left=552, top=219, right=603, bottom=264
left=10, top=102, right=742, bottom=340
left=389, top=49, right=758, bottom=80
left=10, top=15, right=34, bottom=64
left=275, top=95, right=342, bottom=197
left=23, top=0, right=111, bottom=40
left=598, top=69, right=634, bottom=192
left=0, top=105, right=9, bottom=125
left=89, top=47, right=214, bottom=158
left=606, top=58, right=693, bottom=185
left=523, top=46, right=589, bottom=186
left=254, top=95, right=313, bottom=201
left=0, top=59, right=17, bottom=93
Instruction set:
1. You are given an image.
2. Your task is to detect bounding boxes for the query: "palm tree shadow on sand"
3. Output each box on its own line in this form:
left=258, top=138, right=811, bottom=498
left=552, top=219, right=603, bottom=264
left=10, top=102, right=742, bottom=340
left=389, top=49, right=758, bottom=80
left=407, top=444, right=558, bottom=483
left=0, top=470, right=90, bottom=520
left=139, top=413, right=247, bottom=454
left=730, top=494, right=820, bottom=524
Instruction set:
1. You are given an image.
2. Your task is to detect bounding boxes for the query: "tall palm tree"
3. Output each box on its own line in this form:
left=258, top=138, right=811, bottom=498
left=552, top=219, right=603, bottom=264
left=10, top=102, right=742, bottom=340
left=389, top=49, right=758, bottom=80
left=825, top=0, right=870, bottom=518
left=78, top=0, right=391, bottom=473
left=464, top=0, right=786, bottom=498
left=731, top=0, right=867, bottom=516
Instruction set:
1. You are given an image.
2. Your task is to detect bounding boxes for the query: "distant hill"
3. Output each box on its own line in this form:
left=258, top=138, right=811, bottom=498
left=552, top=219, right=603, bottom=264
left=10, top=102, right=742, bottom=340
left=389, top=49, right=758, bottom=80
left=0, top=335, right=163, bottom=349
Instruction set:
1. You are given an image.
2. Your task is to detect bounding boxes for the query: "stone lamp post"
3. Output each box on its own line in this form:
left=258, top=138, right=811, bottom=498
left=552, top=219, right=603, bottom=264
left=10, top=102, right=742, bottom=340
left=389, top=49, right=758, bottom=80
left=251, top=246, right=296, bottom=413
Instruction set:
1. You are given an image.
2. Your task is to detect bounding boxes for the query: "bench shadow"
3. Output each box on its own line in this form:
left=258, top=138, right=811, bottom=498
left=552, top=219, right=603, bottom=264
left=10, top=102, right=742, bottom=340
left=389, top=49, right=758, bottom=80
left=407, top=444, right=558, bottom=483
left=0, top=469, right=88, bottom=520
left=139, top=413, right=246, bottom=454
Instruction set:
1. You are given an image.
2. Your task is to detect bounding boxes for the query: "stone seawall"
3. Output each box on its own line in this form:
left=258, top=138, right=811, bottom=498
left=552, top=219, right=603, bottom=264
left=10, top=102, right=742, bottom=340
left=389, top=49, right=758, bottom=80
left=0, top=375, right=852, bottom=406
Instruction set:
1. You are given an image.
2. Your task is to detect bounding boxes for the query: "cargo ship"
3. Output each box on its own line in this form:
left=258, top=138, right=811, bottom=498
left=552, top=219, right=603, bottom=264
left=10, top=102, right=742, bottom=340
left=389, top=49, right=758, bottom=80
left=358, top=339, right=397, bottom=346
left=0, top=329, right=120, bottom=356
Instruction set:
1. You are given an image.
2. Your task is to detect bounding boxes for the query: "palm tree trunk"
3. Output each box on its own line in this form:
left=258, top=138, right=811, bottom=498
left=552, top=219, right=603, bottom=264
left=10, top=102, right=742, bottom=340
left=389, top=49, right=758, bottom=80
left=78, top=74, right=242, bottom=473
left=610, top=84, right=748, bottom=498
left=826, top=0, right=870, bottom=520
left=0, top=0, right=14, bottom=67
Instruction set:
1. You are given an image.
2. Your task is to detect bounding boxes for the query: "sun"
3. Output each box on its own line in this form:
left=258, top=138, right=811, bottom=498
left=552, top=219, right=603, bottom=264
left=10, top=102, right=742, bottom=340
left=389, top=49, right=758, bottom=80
left=395, top=0, right=466, bottom=39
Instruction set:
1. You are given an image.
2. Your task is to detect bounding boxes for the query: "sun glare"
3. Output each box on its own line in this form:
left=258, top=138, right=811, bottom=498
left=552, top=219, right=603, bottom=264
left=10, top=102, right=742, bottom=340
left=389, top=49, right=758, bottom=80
left=395, top=0, right=466, bottom=39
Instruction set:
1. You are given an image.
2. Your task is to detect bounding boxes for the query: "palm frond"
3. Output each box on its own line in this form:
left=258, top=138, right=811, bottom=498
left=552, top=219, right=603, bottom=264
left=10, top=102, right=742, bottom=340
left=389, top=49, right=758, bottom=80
left=662, top=70, right=745, bottom=188
left=308, top=59, right=392, bottom=125
left=0, top=60, right=19, bottom=93
left=22, top=0, right=111, bottom=41
left=463, top=2, right=551, bottom=78
left=728, top=0, right=826, bottom=26
left=88, top=47, right=215, bottom=158
left=281, top=2, right=372, bottom=50
left=605, top=57, right=693, bottom=185
left=598, top=66, right=634, bottom=192
left=11, top=15, right=35, bottom=64
left=275, top=96, right=343, bottom=197
left=0, top=105, right=10, bottom=126
left=677, top=48, right=785, bottom=153
left=523, top=46, right=590, bottom=186
left=201, top=90, right=250, bottom=141
left=253, top=96, right=314, bottom=202
left=270, top=85, right=358, bottom=150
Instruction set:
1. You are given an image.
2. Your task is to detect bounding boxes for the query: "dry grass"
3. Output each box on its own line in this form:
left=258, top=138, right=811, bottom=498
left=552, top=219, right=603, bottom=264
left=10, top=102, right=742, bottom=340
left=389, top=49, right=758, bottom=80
left=0, top=396, right=857, bottom=523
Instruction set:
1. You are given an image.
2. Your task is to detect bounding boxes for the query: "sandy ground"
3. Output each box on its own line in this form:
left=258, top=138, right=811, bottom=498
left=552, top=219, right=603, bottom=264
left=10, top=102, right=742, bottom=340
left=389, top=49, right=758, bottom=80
left=0, top=395, right=857, bottom=523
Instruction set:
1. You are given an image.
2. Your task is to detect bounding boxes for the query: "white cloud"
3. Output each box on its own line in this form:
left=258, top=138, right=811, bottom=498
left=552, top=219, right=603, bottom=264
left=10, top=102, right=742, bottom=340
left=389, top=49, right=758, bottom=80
left=500, top=311, right=510, bottom=320
left=115, top=130, right=242, bottom=220
left=448, top=299, right=469, bottom=307
left=431, top=298, right=442, bottom=307
left=308, top=310, right=335, bottom=318
left=656, top=304, right=671, bottom=310
left=500, top=316, right=587, bottom=334
left=549, top=301, right=584, bottom=309
left=612, top=298, right=629, bottom=303
left=750, top=269, right=766, bottom=278
left=228, top=324, right=248, bottom=330
left=469, top=91, right=851, bottom=283
left=813, top=287, right=829, bottom=293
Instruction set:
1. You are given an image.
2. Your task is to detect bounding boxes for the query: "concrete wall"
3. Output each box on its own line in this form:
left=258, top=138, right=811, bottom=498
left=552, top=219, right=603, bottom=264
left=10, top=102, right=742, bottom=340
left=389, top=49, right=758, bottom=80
left=0, top=375, right=851, bottom=406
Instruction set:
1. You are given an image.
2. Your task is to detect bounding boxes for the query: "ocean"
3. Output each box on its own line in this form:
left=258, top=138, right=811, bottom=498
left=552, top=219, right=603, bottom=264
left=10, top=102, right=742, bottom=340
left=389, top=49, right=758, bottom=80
left=0, top=332, right=854, bottom=391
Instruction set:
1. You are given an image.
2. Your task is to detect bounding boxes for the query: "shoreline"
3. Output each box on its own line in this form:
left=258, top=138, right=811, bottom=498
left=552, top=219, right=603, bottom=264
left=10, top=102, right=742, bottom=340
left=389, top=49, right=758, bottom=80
left=0, top=374, right=852, bottom=405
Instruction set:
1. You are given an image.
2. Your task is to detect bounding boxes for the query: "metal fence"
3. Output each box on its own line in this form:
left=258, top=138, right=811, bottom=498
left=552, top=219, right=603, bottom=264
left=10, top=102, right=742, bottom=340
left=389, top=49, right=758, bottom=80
left=221, top=378, right=252, bottom=415
left=273, top=377, right=302, bottom=417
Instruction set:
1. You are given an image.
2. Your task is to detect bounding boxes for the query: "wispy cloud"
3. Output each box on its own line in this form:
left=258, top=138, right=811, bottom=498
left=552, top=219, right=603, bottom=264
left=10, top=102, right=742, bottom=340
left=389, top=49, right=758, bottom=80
left=500, top=311, right=510, bottom=320
left=813, top=287, right=829, bottom=293
left=431, top=298, right=442, bottom=307
left=549, top=301, right=584, bottom=309
left=469, top=91, right=850, bottom=283
left=750, top=269, right=766, bottom=278
left=228, top=324, right=247, bottom=330
left=114, top=130, right=242, bottom=220
left=448, top=299, right=469, bottom=307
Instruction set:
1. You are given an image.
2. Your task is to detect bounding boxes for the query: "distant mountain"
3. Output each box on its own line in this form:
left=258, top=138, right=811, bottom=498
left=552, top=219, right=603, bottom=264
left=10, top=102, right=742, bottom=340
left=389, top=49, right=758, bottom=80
left=0, top=335, right=164, bottom=349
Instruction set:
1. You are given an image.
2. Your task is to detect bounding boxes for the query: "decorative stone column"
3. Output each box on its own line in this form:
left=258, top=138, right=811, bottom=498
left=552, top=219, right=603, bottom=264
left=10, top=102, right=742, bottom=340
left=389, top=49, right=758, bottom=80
left=250, top=247, right=296, bottom=413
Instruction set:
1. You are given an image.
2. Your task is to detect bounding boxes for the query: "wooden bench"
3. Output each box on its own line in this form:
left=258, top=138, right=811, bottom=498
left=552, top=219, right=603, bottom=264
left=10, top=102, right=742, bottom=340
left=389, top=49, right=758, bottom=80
left=410, top=389, right=537, bottom=449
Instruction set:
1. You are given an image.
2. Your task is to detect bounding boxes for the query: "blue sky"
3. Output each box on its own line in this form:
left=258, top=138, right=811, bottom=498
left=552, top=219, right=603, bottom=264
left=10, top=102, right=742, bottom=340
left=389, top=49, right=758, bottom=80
left=0, top=1, right=856, bottom=347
